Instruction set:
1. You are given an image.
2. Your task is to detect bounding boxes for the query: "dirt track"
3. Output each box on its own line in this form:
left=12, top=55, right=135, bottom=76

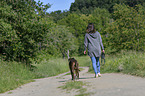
left=0, top=67, right=145, bottom=96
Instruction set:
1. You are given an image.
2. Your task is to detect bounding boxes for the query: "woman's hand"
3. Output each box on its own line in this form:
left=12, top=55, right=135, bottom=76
left=102, top=50, right=105, bottom=53
left=84, top=51, right=86, bottom=54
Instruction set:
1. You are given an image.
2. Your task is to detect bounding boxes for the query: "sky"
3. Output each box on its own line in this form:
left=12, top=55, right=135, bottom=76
left=34, top=0, right=75, bottom=13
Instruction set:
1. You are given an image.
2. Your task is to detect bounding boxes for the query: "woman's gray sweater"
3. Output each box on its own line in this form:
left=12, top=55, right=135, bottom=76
left=84, top=31, right=104, bottom=57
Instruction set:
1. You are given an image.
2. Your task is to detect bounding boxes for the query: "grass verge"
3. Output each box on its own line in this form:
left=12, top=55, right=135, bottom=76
left=0, top=56, right=90, bottom=93
left=58, top=81, right=94, bottom=96
left=1, top=51, right=144, bottom=94
left=89, top=51, right=145, bottom=77
left=0, top=60, right=35, bottom=93
left=0, top=58, right=69, bottom=93
left=74, top=56, right=91, bottom=67
left=33, top=58, right=69, bottom=78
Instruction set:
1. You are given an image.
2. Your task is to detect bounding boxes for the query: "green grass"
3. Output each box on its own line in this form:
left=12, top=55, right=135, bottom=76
left=58, top=81, right=93, bottom=96
left=1, top=51, right=145, bottom=93
left=75, top=92, right=94, bottom=96
left=59, top=81, right=86, bottom=91
left=0, top=58, right=69, bottom=93
left=33, top=58, right=69, bottom=78
left=74, top=56, right=91, bottom=67
left=0, top=60, right=35, bottom=93
left=0, top=56, right=89, bottom=93
left=89, top=51, right=145, bottom=77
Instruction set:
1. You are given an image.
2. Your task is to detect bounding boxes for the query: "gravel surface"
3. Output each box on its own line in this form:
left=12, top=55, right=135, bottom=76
left=0, top=67, right=145, bottom=96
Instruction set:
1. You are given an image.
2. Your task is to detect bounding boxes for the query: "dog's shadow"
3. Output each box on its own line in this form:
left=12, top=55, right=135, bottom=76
left=58, top=77, right=94, bottom=82
left=79, top=77, right=94, bottom=79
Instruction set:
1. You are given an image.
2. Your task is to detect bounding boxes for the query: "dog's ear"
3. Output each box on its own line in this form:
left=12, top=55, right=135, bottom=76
left=68, top=58, right=72, bottom=61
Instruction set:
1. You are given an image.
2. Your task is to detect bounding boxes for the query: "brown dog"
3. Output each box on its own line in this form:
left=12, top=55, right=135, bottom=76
left=68, top=58, right=79, bottom=80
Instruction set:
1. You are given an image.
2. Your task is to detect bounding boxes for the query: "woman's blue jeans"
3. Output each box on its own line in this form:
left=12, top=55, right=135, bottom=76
left=91, top=57, right=100, bottom=75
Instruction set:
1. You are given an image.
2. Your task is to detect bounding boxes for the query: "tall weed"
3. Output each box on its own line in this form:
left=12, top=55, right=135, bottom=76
left=0, top=60, right=35, bottom=93
left=33, top=56, right=91, bottom=78
left=0, top=57, right=69, bottom=93
left=34, top=58, right=69, bottom=78
left=100, top=51, right=145, bottom=77
left=74, top=56, right=91, bottom=67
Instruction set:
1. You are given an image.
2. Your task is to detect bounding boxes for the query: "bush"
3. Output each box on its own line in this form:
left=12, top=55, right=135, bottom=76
left=100, top=51, right=145, bottom=77
left=0, top=60, right=35, bottom=93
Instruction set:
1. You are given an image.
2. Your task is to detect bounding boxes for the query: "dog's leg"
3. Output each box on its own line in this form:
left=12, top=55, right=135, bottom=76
left=70, top=69, right=74, bottom=80
left=75, top=69, right=79, bottom=79
left=69, top=62, right=74, bottom=80
left=72, top=62, right=76, bottom=80
left=77, top=69, right=79, bottom=79
left=70, top=63, right=75, bottom=80
left=76, top=62, right=79, bottom=79
left=75, top=70, right=77, bottom=79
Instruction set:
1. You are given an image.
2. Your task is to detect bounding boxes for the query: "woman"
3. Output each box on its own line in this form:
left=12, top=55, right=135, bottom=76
left=84, top=23, right=105, bottom=78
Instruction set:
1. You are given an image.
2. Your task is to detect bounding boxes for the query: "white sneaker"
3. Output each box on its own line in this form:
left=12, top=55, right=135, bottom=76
left=98, top=73, right=102, bottom=77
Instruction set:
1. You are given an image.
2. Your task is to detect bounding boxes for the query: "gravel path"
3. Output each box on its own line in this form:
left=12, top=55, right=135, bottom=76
left=0, top=67, right=145, bottom=96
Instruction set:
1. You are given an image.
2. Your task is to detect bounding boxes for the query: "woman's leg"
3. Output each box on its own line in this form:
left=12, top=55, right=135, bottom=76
left=95, top=57, right=100, bottom=74
left=91, top=57, right=97, bottom=75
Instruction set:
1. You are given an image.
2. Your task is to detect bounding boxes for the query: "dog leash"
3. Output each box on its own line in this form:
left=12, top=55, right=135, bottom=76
left=101, top=52, right=105, bottom=66
left=101, top=58, right=105, bottom=65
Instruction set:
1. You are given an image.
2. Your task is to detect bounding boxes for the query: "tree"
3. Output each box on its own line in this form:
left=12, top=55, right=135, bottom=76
left=57, top=13, right=87, bottom=37
left=0, top=0, right=53, bottom=64
left=88, top=8, right=111, bottom=33
left=70, top=0, right=145, bottom=14
left=44, top=25, right=78, bottom=58
left=105, top=4, right=145, bottom=53
left=48, top=10, right=70, bottom=23
left=57, top=13, right=89, bottom=55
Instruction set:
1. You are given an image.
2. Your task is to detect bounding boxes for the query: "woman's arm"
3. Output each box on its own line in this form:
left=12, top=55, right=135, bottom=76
left=99, top=33, right=105, bottom=52
left=84, top=34, right=88, bottom=54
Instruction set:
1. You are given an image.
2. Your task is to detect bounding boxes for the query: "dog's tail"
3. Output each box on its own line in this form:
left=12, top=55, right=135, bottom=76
left=67, top=50, right=70, bottom=59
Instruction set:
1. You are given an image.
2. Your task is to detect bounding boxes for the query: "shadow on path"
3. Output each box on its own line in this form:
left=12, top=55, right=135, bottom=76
left=58, top=76, right=95, bottom=82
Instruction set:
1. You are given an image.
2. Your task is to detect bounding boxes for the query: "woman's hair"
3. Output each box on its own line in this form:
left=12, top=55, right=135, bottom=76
left=86, top=23, right=96, bottom=33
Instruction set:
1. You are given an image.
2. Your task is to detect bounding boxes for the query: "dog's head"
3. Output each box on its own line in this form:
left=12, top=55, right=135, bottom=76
left=68, top=58, right=75, bottom=61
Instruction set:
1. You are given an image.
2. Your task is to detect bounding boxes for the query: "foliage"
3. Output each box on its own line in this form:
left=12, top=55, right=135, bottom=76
left=1, top=0, right=145, bottom=94
left=0, top=55, right=90, bottom=93
left=57, top=13, right=88, bottom=55
left=70, top=0, right=145, bottom=14
left=33, top=57, right=69, bottom=78
left=0, top=57, right=67, bottom=93
left=0, top=0, right=53, bottom=63
left=99, top=51, right=145, bottom=77
left=58, top=81, right=93, bottom=96
left=75, top=56, right=91, bottom=67
left=43, top=25, right=78, bottom=58
left=0, top=60, right=35, bottom=93
left=88, top=8, right=111, bottom=32
left=104, top=4, right=145, bottom=53
left=57, top=13, right=87, bottom=37
left=57, top=8, right=111, bottom=55
left=59, top=81, right=86, bottom=91
left=48, top=10, right=70, bottom=23
left=1, top=0, right=145, bottom=65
